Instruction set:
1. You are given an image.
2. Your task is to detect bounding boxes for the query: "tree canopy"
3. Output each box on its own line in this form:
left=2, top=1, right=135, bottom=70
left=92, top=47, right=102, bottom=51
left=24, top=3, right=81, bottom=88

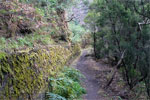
left=86, top=0, right=150, bottom=98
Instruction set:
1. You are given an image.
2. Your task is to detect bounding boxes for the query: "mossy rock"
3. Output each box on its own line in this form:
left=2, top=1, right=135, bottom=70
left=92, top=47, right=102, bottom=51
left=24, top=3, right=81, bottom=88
left=0, top=45, right=72, bottom=100
left=70, top=43, right=81, bottom=56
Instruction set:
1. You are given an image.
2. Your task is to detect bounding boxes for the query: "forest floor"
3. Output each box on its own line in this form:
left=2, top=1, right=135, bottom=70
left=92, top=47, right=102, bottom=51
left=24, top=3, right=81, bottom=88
left=71, top=48, right=129, bottom=100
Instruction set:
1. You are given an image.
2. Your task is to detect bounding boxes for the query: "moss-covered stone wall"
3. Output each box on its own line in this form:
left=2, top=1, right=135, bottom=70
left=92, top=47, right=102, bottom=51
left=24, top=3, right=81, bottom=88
left=0, top=45, right=75, bottom=100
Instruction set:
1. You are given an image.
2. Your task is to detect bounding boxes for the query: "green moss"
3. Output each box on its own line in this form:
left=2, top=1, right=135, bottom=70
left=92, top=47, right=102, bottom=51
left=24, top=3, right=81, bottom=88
left=0, top=44, right=81, bottom=100
left=0, top=9, right=7, bottom=14
left=0, top=52, right=7, bottom=60
left=0, top=46, right=72, bottom=99
left=70, top=43, right=81, bottom=56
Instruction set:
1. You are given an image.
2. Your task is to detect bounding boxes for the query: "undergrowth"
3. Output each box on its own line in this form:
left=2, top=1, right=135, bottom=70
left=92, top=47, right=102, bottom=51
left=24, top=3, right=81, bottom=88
left=0, top=33, right=53, bottom=51
left=69, top=22, right=88, bottom=43
left=46, top=66, right=86, bottom=100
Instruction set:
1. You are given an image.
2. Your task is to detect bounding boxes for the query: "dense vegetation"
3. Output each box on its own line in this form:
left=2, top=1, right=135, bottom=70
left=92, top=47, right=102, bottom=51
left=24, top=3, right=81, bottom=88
left=86, top=0, right=150, bottom=99
left=4, top=0, right=150, bottom=99
left=46, top=67, right=86, bottom=100
left=0, top=0, right=89, bottom=51
left=0, top=0, right=89, bottom=100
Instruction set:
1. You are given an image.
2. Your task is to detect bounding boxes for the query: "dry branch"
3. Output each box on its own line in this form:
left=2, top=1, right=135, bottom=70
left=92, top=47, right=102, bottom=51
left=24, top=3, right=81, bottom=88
left=65, top=14, right=75, bottom=22
left=105, top=50, right=126, bottom=88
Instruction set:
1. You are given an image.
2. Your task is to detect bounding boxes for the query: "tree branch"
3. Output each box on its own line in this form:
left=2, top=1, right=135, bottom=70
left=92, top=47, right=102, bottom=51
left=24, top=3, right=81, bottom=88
left=65, top=14, right=75, bottom=22
left=105, top=50, right=126, bottom=88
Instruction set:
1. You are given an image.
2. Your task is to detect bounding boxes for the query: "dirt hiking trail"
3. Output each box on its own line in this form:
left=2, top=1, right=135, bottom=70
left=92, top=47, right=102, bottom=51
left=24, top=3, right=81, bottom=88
left=71, top=48, right=128, bottom=100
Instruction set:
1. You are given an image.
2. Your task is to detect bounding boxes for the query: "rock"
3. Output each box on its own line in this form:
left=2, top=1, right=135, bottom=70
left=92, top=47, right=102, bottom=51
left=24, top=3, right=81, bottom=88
left=0, top=45, right=72, bottom=100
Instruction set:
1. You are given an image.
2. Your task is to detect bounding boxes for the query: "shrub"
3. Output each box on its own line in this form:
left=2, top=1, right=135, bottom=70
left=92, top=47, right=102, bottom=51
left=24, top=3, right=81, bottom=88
left=86, top=0, right=150, bottom=98
left=46, top=66, right=86, bottom=100
left=69, top=22, right=88, bottom=43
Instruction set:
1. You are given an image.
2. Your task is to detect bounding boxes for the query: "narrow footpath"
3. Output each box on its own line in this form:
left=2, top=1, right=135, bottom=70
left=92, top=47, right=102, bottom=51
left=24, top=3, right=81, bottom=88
left=71, top=49, right=106, bottom=100
left=71, top=49, right=128, bottom=100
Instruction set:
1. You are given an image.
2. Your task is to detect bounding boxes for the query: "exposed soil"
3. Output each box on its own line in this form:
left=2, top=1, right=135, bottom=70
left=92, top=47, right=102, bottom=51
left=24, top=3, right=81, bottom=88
left=71, top=48, right=129, bottom=100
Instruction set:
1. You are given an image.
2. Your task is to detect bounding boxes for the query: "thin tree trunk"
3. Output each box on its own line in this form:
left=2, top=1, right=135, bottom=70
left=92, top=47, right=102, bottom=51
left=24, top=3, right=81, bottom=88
left=93, top=32, right=97, bottom=58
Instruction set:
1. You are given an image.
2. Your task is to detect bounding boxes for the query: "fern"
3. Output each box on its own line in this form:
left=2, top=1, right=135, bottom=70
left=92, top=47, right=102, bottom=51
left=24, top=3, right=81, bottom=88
left=46, top=67, right=86, bottom=100
left=46, top=92, right=66, bottom=100
left=63, top=66, right=85, bottom=82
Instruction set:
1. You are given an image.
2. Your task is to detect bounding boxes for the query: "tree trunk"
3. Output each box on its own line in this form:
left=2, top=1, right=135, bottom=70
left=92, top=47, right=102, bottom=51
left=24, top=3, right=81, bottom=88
left=93, top=32, right=97, bottom=58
